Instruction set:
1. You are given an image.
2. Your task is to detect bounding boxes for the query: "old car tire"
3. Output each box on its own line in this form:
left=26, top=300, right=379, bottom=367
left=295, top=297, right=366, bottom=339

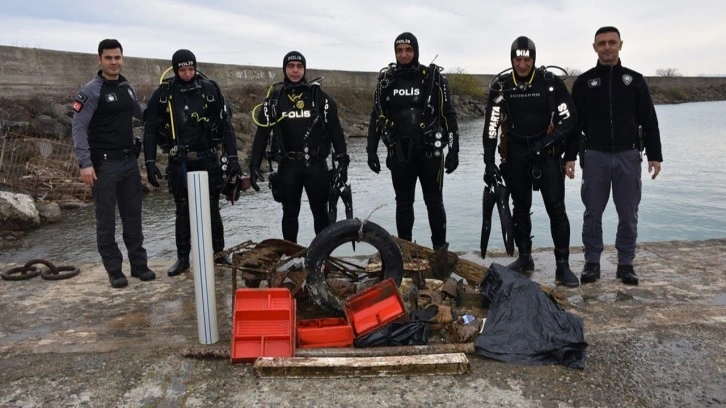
left=305, top=218, right=403, bottom=316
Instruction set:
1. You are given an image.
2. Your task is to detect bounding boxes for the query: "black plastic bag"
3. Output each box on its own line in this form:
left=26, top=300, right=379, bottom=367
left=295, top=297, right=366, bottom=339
left=475, top=263, right=588, bottom=369
left=354, top=321, right=429, bottom=348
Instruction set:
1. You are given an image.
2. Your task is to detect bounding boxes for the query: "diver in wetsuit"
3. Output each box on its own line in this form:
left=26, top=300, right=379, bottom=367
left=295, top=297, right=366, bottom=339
left=248, top=51, right=349, bottom=243
left=482, top=36, right=579, bottom=287
left=367, top=32, right=459, bottom=253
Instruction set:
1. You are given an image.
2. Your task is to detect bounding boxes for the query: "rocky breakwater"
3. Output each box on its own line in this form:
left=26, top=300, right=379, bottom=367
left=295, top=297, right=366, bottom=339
left=0, top=190, right=62, bottom=249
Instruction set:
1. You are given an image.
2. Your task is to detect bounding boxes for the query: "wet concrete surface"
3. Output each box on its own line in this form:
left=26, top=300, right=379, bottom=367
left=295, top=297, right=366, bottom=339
left=1, top=239, right=725, bottom=407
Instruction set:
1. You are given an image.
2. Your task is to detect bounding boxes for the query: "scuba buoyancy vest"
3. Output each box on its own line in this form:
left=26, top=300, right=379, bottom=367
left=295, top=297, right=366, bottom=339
left=373, top=64, right=449, bottom=160
left=252, top=77, right=330, bottom=164
left=154, top=71, right=228, bottom=152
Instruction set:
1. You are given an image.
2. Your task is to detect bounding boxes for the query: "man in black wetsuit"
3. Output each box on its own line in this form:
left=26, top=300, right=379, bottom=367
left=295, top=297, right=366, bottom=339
left=367, top=32, right=459, bottom=253
left=248, top=51, right=348, bottom=243
left=144, top=49, right=240, bottom=276
left=72, top=39, right=156, bottom=288
left=482, top=36, right=579, bottom=287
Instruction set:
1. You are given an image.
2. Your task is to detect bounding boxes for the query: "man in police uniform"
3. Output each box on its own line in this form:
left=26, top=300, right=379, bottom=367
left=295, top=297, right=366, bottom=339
left=568, top=26, right=662, bottom=286
left=72, top=39, right=156, bottom=288
left=144, top=49, right=240, bottom=276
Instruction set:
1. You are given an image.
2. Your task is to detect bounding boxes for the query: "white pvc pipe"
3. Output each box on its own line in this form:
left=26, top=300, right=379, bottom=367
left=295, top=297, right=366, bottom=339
left=187, top=170, right=219, bottom=345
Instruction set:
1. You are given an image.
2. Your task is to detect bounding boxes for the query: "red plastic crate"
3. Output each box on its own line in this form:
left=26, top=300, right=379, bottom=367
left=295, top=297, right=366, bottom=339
left=296, top=318, right=354, bottom=349
left=344, top=278, right=407, bottom=337
left=231, top=288, right=295, bottom=363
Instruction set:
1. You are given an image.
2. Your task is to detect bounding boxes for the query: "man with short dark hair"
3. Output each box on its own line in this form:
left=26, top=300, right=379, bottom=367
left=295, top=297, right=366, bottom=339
left=568, top=26, right=663, bottom=286
left=72, top=39, right=156, bottom=288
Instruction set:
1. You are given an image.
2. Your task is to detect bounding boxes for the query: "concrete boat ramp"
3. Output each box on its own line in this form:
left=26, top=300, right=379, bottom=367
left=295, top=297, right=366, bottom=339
left=1, top=239, right=724, bottom=407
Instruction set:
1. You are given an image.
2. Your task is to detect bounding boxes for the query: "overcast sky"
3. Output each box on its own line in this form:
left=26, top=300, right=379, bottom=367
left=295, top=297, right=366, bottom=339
left=2, top=1, right=724, bottom=77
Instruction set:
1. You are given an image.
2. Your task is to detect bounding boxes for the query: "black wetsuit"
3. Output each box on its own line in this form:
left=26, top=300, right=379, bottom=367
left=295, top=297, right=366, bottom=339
left=71, top=71, right=148, bottom=275
left=144, top=75, right=238, bottom=258
left=367, top=63, right=459, bottom=248
left=249, top=80, right=347, bottom=243
left=482, top=68, right=578, bottom=260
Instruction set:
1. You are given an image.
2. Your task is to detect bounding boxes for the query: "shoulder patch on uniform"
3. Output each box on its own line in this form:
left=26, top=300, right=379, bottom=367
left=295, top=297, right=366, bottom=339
left=73, top=91, right=88, bottom=112
left=75, top=91, right=88, bottom=104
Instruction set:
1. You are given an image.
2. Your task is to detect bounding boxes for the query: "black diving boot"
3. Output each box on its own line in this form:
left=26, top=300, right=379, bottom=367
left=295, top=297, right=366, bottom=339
left=506, top=242, right=534, bottom=274
left=555, top=259, right=579, bottom=287
left=507, top=254, right=534, bottom=275
left=430, top=242, right=454, bottom=280
left=215, top=255, right=233, bottom=266
left=168, top=257, right=190, bottom=277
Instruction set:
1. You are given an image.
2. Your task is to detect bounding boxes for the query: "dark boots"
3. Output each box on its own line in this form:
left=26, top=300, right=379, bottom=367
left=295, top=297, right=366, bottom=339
left=168, top=257, right=190, bottom=277
left=617, top=264, right=639, bottom=285
left=130, top=266, right=156, bottom=281
left=108, top=270, right=128, bottom=288
left=507, top=242, right=534, bottom=274
left=215, top=255, right=233, bottom=266
left=555, top=259, right=579, bottom=287
left=580, top=262, right=601, bottom=283
left=430, top=242, right=455, bottom=280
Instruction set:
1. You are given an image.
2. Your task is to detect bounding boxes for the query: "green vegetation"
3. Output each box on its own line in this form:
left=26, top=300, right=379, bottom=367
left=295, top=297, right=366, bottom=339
left=445, top=67, right=485, bottom=98
left=660, top=86, right=688, bottom=102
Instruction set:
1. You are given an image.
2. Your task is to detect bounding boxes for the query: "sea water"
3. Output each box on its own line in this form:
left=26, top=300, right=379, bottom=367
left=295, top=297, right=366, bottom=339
left=2, top=101, right=725, bottom=263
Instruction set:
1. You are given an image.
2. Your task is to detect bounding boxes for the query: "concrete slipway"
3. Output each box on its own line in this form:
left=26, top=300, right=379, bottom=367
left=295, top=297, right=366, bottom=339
left=1, top=239, right=724, bottom=407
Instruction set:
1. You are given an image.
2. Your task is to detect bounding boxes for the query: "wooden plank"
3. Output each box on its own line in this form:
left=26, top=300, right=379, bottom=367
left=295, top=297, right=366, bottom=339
left=181, top=343, right=476, bottom=360
left=253, top=353, right=470, bottom=378
left=295, top=343, right=475, bottom=358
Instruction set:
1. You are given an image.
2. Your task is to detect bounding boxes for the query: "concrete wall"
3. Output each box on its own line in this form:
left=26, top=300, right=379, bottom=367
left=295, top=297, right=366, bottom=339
left=0, top=45, right=380, bottom=99
left=1, top=45, right=725, bottom=99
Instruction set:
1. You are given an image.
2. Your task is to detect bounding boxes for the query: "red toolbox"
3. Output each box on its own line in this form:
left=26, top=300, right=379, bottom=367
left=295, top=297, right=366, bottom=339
left=296, top=317, right=354, bottom=349
left=343, top=278, right=407, bottom=337
left=231, top=288, right=295, bottom=363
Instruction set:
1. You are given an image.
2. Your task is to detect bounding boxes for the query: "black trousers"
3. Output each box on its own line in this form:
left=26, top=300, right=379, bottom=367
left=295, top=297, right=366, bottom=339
left=167, top=157, right=225, bottom=257
left=504, top=143, right=570, bottom=258
left=92, top=156, right=148, bottom=274
left=277, top=158, right=330, bottom=243
left=386, top=146, right=447, bottom=248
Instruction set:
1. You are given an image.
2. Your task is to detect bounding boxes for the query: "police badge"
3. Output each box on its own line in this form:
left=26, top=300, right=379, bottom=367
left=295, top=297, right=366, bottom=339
left=622, top=74, right=633, bottom=86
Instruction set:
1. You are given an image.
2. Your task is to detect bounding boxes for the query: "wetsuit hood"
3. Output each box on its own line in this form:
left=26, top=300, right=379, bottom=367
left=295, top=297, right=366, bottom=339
left=511, top=36, right=536, bottom=78
left=172, top=49, right=197, bottom=85
left=394, top=32, right=419, bottom=69
left=283, top=50, right=307, bottom=85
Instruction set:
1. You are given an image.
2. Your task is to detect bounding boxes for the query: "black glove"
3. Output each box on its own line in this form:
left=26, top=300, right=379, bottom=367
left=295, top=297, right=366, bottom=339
left=484, top=164, right=497, bottom=186
left=367, top=152, right=380, bottom=174
left=335, top=153, right=350, bottom=184
left=249, top=166, right=261, bottom=192
left=226, top=156, right=241, bottom=178
left=145, top=161, right=162, bottom=188
left=444, top=149, right=459, bottom=174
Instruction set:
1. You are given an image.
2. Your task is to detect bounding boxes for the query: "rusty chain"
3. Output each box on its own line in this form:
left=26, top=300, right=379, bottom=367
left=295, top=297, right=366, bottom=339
left=0, top=259, right=80, bottom=281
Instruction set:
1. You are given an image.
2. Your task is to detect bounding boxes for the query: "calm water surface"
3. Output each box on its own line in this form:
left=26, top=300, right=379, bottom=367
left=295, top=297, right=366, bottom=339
left=2, top=101, right=725, bottom=264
